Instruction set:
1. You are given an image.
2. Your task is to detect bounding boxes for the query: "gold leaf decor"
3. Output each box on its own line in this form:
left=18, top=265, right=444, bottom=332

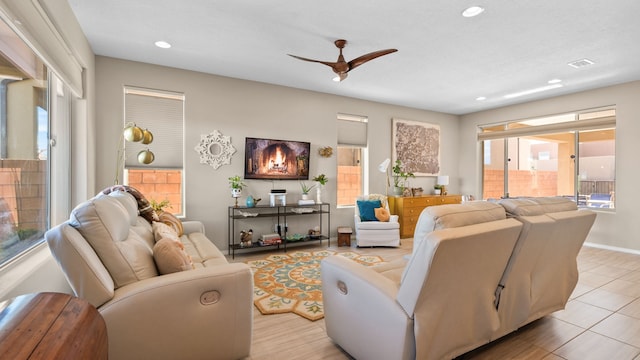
left=318, top=146, right=333, bottom=158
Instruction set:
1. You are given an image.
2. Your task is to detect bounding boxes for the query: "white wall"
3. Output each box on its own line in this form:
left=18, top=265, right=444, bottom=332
left=459, top=81, right=640, bottom=252
left=95, top=56, right=459, bottom=250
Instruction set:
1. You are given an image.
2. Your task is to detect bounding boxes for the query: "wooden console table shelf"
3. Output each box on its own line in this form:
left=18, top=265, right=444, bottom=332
left=0, top=292, right=108, bottom=359
left=389, top=195, right=462, bottom=238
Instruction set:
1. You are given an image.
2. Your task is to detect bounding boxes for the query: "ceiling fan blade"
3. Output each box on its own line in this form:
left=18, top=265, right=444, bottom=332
left=347, top=48, right=398, bottom=71
left=288, top=54, right=338, bottom=69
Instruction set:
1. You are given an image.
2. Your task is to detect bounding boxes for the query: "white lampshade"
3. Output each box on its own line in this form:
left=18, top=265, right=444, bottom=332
left=437, top=175, right=449, bottom=186
left=378, top=158, right=391, bottom=173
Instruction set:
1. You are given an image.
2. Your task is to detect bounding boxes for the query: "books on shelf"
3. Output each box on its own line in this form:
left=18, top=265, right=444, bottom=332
left=298, top=199, right=315, bottom=205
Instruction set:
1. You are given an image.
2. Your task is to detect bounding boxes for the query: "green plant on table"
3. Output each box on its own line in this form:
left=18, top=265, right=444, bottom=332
left=300, top=181, right=315, bottom=194
left=392, top=159, right=414, bottom=188
left=313, top=174, right=328, bottom=186
left=228, top=175, right=246, bottom=190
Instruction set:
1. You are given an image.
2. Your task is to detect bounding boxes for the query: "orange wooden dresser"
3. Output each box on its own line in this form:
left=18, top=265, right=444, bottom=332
left=0, top=292, right=108, bottom=359
left=389, top=195, right=462, bottom=238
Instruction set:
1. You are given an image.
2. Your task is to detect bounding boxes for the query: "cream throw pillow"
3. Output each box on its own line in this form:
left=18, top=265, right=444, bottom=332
left=152, top=221, right=179, bottom=242
left=153, top=238, right=193, bottom=274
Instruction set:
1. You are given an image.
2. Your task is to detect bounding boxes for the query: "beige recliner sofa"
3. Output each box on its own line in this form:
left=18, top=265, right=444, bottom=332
left=322, top=197, right=595, bottom=360
left=45, top=189, right=253, bottom=360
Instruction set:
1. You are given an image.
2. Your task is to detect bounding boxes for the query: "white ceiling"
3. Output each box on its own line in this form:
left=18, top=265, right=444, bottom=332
left=68, top=0, right=640, bottom=115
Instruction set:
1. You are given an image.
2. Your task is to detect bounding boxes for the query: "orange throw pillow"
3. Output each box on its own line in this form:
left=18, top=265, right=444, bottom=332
left=374, top=207, right=390, bottom=222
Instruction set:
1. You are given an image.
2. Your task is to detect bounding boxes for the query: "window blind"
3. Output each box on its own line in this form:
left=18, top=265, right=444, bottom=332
left=337, top=114, right=368, bottom=147
left=124, top=88, right=184, bottom=169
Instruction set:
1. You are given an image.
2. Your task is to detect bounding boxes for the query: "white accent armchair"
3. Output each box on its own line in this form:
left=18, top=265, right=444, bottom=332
left=354, top=194, right=400, bottom=247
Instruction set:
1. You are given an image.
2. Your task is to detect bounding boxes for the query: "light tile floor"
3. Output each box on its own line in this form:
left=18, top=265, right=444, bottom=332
left=460, top=246, right=640, bottom=359
left=238, top=243, right=640, bottom=359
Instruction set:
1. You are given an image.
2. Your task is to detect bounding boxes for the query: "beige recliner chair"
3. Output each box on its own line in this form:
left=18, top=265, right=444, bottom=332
left=45, top=190, right=253, bottom=360
left=323, top=202, right=523, bottom=359
left=492, top=196, right=597, bottom=338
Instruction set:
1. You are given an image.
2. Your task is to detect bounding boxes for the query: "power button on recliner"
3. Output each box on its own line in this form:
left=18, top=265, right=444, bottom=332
left=337, top=281, right=348, bottom=295
left=200, top=290, right=221, bottom=305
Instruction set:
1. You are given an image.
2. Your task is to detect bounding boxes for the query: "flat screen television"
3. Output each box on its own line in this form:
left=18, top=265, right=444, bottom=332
left=244, top=137, right=310, bottom=180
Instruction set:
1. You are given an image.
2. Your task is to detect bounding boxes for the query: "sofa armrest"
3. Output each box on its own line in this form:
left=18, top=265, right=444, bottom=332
left=321, top=256, right=415, bottom=360
left=99, top=263, right=253, bottom=360
left=182, top=220, right=205, bottom=235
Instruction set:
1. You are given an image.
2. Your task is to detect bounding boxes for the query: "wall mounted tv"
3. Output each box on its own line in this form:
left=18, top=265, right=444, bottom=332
left=244, top=137, right=310, bottom=180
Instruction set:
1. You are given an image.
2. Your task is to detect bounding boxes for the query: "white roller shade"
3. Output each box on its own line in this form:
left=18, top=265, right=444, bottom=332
left=337, top=114, right=367, bottom=147
left=0, top=0, right=84, bottom=97
left=124, top=88, right=184, bottom=169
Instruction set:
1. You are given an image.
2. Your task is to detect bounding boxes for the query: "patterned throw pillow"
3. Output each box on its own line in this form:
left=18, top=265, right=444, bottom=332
left=157, top=211, right=184, bottom=236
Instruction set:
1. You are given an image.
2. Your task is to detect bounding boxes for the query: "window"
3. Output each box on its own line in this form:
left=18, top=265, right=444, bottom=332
left=479, top=108, right=616, bottom=209
left=123, top=87, right=185, bottom=216
left=0, top=20, right=71, bottom=266
left=336, top=114, right=368, bottom=207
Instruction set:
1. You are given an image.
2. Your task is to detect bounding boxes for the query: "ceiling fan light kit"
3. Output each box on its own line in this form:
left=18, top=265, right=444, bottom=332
left=288, top=39, right=397, bottom=81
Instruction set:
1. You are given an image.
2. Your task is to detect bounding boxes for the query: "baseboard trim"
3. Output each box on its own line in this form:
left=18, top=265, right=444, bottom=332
left=584, top=242, right=640, bottom=256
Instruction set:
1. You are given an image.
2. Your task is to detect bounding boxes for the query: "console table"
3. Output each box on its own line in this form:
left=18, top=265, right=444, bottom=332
left=389, top=195, right=462, bottom=238
left=228, top=203, right=330, bottom=258
left=0, top=292, right=108, bottom=359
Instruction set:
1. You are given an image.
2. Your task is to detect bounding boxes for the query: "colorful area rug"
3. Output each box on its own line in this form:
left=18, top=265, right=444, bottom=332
left=247, top=250, right=384, bottom=321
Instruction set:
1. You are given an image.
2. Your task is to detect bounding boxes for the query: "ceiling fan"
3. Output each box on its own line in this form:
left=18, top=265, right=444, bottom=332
left=288, top=39, right=397, bottom=81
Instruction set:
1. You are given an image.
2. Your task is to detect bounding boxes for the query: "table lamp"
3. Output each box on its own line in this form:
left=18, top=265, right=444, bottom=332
left=437, top=175, right=449, bottom=195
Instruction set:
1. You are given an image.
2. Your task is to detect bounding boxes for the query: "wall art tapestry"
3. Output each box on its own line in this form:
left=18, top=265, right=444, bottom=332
left=392, top=118, right=440, bottom=176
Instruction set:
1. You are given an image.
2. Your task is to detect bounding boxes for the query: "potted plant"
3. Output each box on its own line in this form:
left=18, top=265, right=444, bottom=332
left=313, top=174, right=328, bottom=203
left=150, top=198, right=172, bottom=214
left=313, top=174, right=328, bottom=186
left=300, top=181, right=315, bottom=200
left=229, top=175, right=246, bottom=198
left=392, top=160, right=414, bottom=195
left=434, top=184, right=443, bottom=195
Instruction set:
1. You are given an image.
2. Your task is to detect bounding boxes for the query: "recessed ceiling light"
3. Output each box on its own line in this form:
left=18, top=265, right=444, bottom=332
left=548, top=79, right=562, bottom=84
left=504, top=84, right=563, bottom=99
left=568, top=58, right=594, bottom=69
left=462, top=6, right=485, bottom=17
left=154, top=40, right=171, bottom=49
left=476, top=96, right=486, bottom=101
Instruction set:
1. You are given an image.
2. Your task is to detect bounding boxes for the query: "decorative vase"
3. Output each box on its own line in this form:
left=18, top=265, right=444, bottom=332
left=246, top=195, right=255, bottom=207
left=316, top=186, right=322, bottom=203
left=231, top=188, right=242, bottom=198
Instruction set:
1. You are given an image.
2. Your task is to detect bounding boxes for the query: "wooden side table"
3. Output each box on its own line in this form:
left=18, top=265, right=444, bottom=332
left=0, top=292, right=108, bottom=359
left=337, top=227, right=352, bottom=246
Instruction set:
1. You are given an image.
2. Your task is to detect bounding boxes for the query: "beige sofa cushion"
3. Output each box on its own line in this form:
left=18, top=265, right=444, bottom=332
left=69, top=193, right=158, bottom=288
left=412, top=201, right=506, bottom=256
left=181, top=232, right=228, bottom=267
left=499, top=197, right=577, bottom=216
